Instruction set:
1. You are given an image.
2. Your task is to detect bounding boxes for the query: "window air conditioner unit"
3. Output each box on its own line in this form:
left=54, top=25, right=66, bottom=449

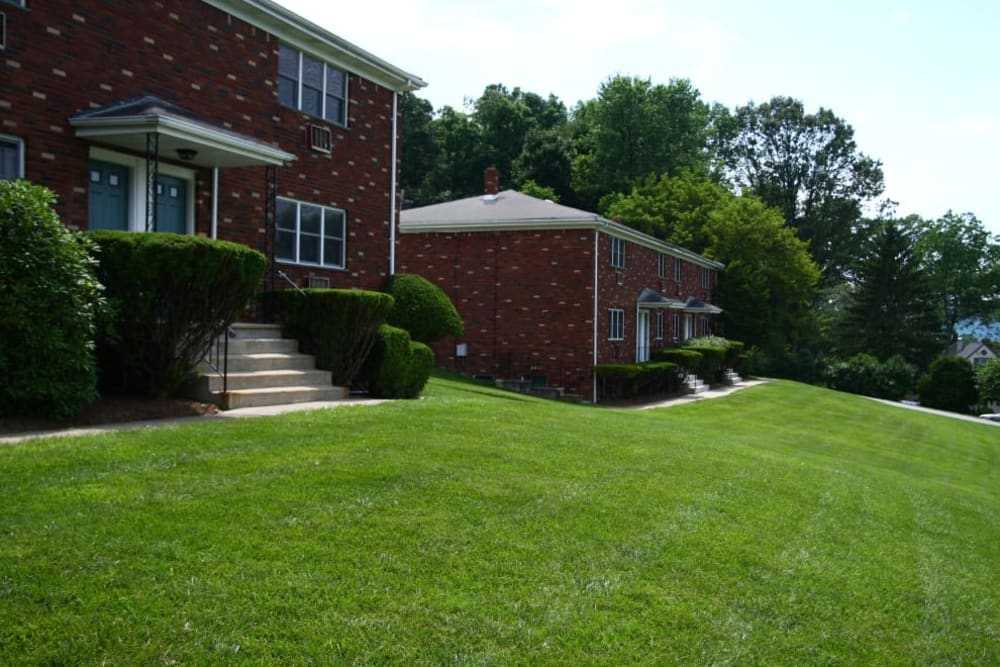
left=308, top=274, right=330, bottom=288
left=308, top=124, right=332, bottom=153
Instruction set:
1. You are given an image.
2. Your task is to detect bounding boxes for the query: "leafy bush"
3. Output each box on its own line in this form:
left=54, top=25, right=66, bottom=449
left=824, top=353, right=881, bottom=396
left=595, top=361, right=678, bottom=400
left=264, top=288, right=393, bottom=386
left=917, top=356, right=978, bottom=414
left=360, top=324, right=434, bottom=398
left=975, top=357, right=1000, bottom=410
left=0, top=181, right=105, bottom=417
left=880, top=355, right=917, bottom=401
left=88, top=231, right=265, bottom=397
left=823, top=353, right=914, bottom=400
left=683, top=336, right=745, bottom=380
left=384, top=273, right=462, bottom=344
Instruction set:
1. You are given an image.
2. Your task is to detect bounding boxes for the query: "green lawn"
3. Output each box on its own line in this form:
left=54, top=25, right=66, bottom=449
left=1, top=375, right=998, bottom=665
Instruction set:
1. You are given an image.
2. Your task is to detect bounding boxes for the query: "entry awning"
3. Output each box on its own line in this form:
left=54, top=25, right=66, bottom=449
left=636, top=289, right=723, bottom=314
left=637, top=287, right=686, bottom=309
left=69, top=95, right=295, bottom=168
left=681, top=296, right=723, bottom=314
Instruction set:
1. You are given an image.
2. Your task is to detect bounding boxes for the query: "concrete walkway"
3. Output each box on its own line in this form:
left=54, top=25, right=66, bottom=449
left=615, top=379, right=769, bottom=410
left=0, top=398, right=390, bottom=444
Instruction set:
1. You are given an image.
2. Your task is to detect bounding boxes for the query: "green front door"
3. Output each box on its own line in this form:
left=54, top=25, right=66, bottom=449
left=88, top=160, right=129, bottom=230
left=156, top=174, right=187, bottom=234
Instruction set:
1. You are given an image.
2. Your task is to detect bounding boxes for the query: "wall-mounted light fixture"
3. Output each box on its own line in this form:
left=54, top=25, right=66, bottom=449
left=176, top=148, right=198, bottom=161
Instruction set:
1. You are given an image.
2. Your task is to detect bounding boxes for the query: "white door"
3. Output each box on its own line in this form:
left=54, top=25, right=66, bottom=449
left=637, top=310, right=650, bottom=362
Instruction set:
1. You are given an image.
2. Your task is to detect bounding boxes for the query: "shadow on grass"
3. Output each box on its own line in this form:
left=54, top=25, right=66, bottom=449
left=429, top=369, right=541, bottom=403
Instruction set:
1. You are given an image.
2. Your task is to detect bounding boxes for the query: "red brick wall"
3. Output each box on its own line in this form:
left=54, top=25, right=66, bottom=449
left=1, top=0, right=398, bottom=289
left=596, top=233, right=719, bottom=364
left=398, top=228, right=598, bottom=398
left=398, top=225, right=720, bottom=401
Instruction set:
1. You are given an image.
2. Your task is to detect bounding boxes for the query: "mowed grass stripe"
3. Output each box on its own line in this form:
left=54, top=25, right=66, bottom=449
left=1, top=376, right=997, bottom=664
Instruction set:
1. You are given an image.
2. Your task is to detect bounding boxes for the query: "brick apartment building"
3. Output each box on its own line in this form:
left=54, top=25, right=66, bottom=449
left=398, top=170, right=725, bottom=403
left=0, top=0, right=424, bottom=291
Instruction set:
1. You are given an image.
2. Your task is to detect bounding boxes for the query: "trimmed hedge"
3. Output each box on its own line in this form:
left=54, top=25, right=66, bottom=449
left=595, top=361, right=678, bottom=400
left=0, top=181, right=105, bottom=417
left=652, top=348, right=702, bottom=373
left=88, top=231, right=265, bottom=397
left=683, top=336, right=745, bottom=380
left=384, top=273, right=462, bottom=344
left=264, top=288, right=393, bottom=386
left=361, top=324, right=434, bottom=398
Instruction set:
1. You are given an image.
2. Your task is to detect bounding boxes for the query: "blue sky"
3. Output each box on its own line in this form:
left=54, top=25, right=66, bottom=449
left=280, top=0, right=1000, bottom=235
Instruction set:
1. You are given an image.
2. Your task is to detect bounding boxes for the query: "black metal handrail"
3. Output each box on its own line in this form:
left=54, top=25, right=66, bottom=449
left=277, top=269, right=306, bottom=295
left=203, top=325, right=233, bottom=394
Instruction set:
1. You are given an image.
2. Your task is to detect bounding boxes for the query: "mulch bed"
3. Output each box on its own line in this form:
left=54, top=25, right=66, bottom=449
left=0, top=397, right=219, bottom=436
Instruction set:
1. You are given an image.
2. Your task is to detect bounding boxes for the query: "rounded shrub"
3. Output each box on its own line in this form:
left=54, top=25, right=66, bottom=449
left=361, top=324, right=434, bottom=398
left=87, top=230, right=265, bottom=397
left=917, top=356, right=978, bottom=414
left=0, top=181, right=105, bottom=417
left=384, top=273, right=462, bottom=344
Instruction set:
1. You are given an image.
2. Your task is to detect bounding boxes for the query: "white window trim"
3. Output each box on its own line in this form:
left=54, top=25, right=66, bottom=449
left=88, top=147, right=196, bottom=233
left=674, top=257, right=683, bottom=282
left=657, top=252, right=665, bottom=279
left=610, top=237, right=626, bottom=269
left=608, top=308, right=625, bottom=341
left=0, top=133, right=24, bottom=180
left=655, top=310, right=664, bottom=340
left=276, top=196, right=347, bottom=269
left=280, top=44, right=349, bottom=127
left=701, top=267, right=711, bottom=289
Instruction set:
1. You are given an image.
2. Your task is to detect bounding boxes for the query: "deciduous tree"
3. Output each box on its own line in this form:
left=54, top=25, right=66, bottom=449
left=719, top=97, right=884, bottom=284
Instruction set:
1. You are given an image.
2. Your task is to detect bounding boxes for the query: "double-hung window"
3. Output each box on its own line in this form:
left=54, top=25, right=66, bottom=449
left=276, top=197, right=346, bottom=268
left=608, top=308, right=625, bottom=341
left=701, top=267, right=711, bottom=289
left=610, top=237, right=626, bottom=269
left=657, top=252, right=666, bottom=278
left=278, top=44, right=348, bottom=126
left=655, top=311, right=664, bottom=340
left=674, top=257, right=683, bottom=283
left=0, top=135, right=24, bottom=180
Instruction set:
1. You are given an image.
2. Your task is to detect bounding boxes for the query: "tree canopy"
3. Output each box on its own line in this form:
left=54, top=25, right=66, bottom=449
left=716, top=97, right=885, bottom=284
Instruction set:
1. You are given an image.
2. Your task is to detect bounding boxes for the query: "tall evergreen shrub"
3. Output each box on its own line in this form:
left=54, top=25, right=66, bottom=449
left=0, top=181, right=105, bottom=417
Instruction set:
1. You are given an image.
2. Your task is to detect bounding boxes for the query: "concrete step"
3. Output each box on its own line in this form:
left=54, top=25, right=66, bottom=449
left=223, top=337, right=299, bottom=355
left=222, top=385, right=348, bottom=410
left=204, top=368, right=333, bottom=392
left=224, top=352, right=318, bottom=372
left=229, top=322, right=283, bottom=340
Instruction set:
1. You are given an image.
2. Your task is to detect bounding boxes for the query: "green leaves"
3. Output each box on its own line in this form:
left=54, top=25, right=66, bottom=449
left=0, top=181, right=104, bottom=418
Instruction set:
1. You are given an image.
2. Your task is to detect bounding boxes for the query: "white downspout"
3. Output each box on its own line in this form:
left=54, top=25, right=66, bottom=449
left=210, top=168, right=219, bottom=239
left=592, top=228, right=600, bottom=403
left=389, top=91, right=399, bottom=276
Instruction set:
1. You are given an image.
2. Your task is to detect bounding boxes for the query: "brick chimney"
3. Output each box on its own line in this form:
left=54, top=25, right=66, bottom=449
left=484, top=166, right=499, bottom=196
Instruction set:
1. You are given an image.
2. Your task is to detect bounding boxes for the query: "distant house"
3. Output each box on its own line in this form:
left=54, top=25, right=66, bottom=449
left=944, top=340, right=998, bottom=370
left=397, top=169, right=725, bottom=403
